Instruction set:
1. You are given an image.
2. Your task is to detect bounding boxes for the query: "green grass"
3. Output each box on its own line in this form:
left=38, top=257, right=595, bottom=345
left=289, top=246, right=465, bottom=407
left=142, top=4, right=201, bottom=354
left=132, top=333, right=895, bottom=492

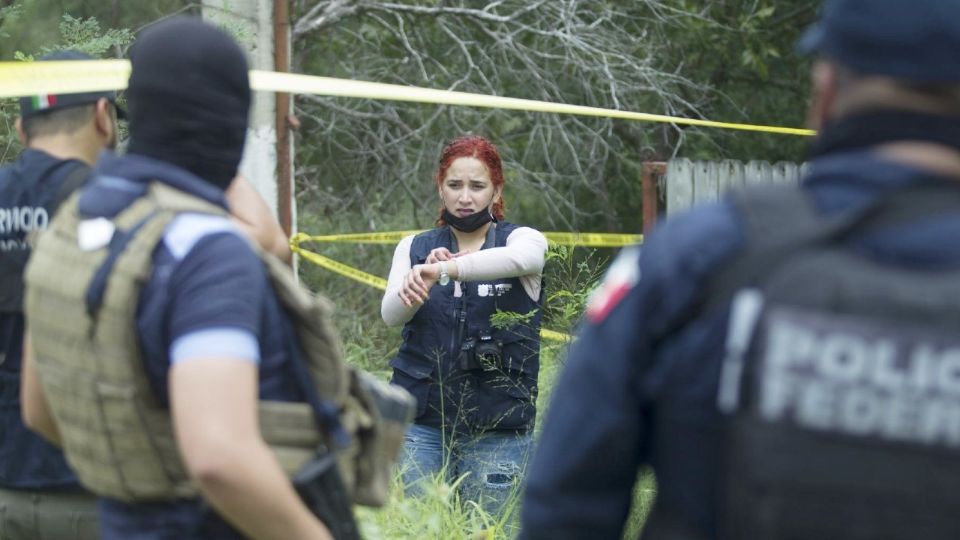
left=356, top=470, right=520, bottom=540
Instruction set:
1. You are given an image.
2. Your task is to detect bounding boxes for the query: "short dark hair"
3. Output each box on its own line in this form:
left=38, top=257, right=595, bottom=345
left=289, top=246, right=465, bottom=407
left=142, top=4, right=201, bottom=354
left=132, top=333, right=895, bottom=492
left=21, top=104, right=96, bottom=141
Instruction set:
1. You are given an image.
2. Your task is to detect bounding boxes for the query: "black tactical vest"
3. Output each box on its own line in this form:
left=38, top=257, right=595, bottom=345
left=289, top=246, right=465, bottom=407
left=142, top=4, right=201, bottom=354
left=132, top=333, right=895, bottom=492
left=713, top=184, right=960, bottom=539
left=0, top=153, right=89, bottom=489
left=0, top=157, right=89, bottom=312
left=389, top=223, right=543, bottom=433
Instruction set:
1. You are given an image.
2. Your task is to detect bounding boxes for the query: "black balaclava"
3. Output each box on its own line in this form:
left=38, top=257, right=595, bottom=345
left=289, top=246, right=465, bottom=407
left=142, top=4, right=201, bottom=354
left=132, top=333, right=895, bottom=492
left=126, top=17, right=251, bottom=190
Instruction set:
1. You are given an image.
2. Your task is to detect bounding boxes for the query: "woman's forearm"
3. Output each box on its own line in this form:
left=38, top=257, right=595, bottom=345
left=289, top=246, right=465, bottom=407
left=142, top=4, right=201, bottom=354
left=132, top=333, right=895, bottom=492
left=454, top=227, right=547, bottom=281
left=382, top=235, right=420, bottom=325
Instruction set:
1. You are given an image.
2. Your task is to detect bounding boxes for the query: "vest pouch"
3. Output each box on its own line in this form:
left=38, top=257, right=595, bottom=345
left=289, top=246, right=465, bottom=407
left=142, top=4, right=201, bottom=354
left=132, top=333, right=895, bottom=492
left=346, top=370, right=417, bottom=507
left=388, top=357, right=431, bottom=419
left=496, top=329, right=539, bottom=375
left=468, top=368, right=537, bottom=432
left=93, top=381, right=190, bottom=499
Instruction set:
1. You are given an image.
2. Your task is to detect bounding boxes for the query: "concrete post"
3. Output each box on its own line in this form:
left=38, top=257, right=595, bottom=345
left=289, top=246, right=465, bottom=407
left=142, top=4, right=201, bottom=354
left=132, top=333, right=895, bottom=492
left=201, top=0, right=293, bottom=236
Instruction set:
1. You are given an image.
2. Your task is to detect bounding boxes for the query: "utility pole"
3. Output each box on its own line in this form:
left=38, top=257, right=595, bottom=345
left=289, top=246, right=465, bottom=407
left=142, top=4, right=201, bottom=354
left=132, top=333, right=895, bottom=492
left=201, top=0, right=295, bottom=238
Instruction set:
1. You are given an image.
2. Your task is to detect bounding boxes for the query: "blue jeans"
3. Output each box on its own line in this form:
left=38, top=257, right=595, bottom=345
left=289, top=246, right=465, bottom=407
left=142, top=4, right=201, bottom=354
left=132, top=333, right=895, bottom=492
left=400, top=423, right=532, bottom=516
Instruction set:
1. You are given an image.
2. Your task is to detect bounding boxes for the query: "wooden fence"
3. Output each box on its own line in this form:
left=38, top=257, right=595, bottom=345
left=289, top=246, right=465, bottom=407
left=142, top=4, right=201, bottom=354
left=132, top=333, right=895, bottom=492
left=663, top=159, right=806, bottom=215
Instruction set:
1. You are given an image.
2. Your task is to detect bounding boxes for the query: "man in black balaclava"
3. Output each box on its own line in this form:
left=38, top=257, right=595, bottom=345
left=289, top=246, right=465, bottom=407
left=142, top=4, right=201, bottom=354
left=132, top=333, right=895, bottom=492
left=122, top=19, right=290, bottom=260
left=126, top=17, right=251, bottom=189
left=22, top=18, right=336, bottom=540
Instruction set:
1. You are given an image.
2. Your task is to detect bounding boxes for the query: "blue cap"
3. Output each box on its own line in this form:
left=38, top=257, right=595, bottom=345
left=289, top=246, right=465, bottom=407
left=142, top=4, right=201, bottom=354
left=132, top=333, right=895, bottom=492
left=798, top=0, right=960, bottom=83
left=18, top=50, right=126, bottom=119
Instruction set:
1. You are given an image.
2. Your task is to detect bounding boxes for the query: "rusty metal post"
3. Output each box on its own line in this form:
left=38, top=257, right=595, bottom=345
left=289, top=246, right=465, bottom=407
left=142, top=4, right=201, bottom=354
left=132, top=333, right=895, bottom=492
left=642, top=161, right=666, bottom=233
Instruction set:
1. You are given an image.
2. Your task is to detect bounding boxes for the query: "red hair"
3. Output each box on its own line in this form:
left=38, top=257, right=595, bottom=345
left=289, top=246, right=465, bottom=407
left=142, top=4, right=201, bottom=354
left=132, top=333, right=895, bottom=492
left=435, top=135, right=506, bottom=226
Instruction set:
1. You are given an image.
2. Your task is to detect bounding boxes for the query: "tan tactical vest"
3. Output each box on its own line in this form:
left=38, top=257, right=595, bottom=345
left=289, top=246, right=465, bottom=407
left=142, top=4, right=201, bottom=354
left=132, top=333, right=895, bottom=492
left=24, top=182, right=412, bottom=506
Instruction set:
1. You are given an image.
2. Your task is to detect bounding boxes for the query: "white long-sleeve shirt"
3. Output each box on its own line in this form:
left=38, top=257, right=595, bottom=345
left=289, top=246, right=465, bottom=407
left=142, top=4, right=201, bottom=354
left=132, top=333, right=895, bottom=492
left=380, top=226, right=548, bottom=326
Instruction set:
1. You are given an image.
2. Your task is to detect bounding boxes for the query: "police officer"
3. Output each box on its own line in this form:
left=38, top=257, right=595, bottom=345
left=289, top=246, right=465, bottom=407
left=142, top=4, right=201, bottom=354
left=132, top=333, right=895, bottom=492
left=21, top=19, right=340, bottom=540
left=520, top=0, right=960, bottom=538
left=0, top=50, right=121, bottom=540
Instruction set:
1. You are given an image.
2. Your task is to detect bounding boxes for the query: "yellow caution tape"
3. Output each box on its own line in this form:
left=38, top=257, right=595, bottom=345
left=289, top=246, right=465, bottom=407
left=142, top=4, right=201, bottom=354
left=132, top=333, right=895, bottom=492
left=0, top=59, right=131, bottom=97
left=249, top=71, right=815, bottom=136
left=295, top=230, right=642, bottom=248
left=292, top=243, right=389, bottom=291
left=0, top=60, right=816, bottom=136
left=543, top=232, right=642, bottom=247
left=296, top=231, right=423, bottom=245
left=540, top=328, right=574, bottom=344
left=291, top=237, right=573, bottom=343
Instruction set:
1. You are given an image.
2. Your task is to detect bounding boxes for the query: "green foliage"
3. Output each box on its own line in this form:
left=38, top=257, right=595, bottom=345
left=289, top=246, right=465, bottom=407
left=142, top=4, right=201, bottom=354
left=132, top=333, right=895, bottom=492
left=1, top=0, right=191, bottom=61
left=0, top=3, right=24, bottom=39
left=11, top=12, right=133, bottom=61
left=36, top=14, right=133, bottom=58
left=489, top=308, right=537, bottom=331
left=654, top=0, right=820, bottom=162
left=542, top=243, right=607, bottom=339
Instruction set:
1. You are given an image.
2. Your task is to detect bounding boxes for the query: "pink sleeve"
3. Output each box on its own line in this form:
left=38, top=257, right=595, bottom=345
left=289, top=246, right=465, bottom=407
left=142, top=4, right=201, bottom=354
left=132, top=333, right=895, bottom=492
left=381, top=235, right=421, bottom=326
left=453, top=227, right=547, bottom=301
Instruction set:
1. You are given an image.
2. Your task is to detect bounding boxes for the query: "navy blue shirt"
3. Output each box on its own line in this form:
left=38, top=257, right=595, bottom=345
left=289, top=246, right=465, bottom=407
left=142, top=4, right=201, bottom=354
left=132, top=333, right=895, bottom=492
left=519, top=150, right=960, bottom=539
left=0, top=148, right=89, bottom=490
left=80, top=152, right=303, bottom=540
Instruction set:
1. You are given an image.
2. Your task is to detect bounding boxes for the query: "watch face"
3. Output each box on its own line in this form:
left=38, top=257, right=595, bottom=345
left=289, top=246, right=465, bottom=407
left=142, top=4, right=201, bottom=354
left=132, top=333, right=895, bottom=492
left=438, top=261, right=450, bottom=286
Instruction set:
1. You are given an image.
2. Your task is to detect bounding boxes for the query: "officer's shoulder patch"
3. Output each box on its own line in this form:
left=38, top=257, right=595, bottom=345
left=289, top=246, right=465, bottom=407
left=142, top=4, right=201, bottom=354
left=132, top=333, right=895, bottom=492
left=586, top=246, right=641, bottom=323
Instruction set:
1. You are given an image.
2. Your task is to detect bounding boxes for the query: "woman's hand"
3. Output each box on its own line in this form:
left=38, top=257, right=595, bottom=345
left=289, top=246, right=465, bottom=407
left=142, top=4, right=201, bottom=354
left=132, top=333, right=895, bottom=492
left=425, top=247, right=471, bottom=264
left=399, top=263, right=440, bottom=307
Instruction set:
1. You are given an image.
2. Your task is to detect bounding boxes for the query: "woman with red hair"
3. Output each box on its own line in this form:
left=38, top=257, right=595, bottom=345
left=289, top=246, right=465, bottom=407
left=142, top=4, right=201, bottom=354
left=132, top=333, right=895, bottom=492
left=381, top=135, right=547, bottom=515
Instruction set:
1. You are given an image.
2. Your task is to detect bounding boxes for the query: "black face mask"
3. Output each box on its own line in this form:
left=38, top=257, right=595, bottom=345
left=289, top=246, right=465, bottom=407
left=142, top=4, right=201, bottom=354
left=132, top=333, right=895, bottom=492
left=443, top=207, right=494, bottom=232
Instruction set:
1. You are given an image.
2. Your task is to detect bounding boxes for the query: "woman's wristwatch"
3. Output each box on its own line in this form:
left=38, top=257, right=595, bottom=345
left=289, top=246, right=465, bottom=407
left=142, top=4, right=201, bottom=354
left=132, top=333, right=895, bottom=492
left=438, top=261, right=450, bottom=286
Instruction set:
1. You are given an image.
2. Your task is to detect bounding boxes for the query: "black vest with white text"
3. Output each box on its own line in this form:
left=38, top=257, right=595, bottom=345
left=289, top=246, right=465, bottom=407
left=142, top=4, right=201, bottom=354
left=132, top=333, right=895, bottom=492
left=389, top=223, right=542, bottom=433
left=0, top=150, right=89, bottom=489
left=713, top=184, right=960, bottom=540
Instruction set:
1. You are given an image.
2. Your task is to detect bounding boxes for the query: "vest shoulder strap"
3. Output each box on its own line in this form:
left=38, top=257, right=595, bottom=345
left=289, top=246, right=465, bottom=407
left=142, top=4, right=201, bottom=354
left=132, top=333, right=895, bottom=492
left=82, top=182, right=218, bottom=322
left=50, top=163, right=91, bottom=211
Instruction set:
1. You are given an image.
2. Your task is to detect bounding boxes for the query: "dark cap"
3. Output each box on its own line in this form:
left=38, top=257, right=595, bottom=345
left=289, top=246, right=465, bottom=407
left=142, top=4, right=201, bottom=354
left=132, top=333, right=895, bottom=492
left=798, top=0, right=960, bottom=83
left=18, top=50, right=126, bottom=119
